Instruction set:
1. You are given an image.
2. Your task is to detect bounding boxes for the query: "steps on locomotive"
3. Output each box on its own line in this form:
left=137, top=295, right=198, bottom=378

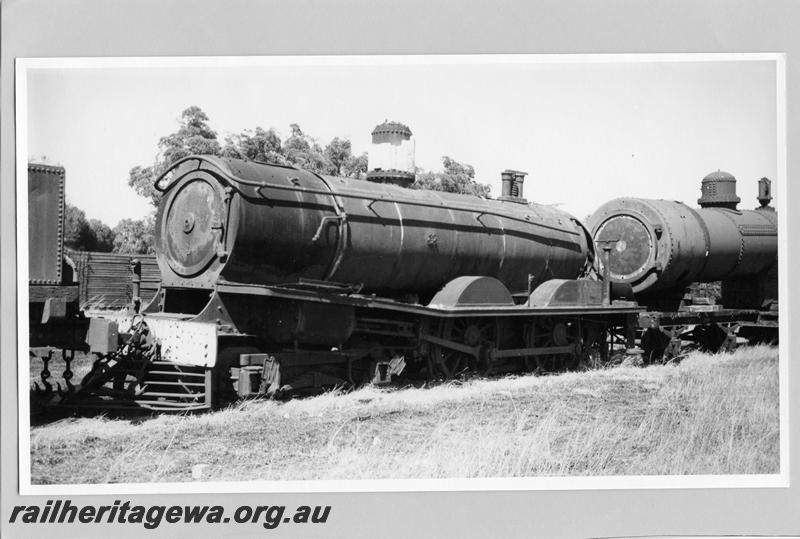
left=134, top=361, right=211, bottom=411
left=50, top=358, right=212, bottom=412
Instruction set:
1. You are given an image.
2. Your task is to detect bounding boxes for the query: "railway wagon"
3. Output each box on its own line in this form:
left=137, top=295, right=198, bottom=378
left=69, top=250, right=160, bottom=310
left=28, top=163, right=161, bottom=399
left=28, top=164, right=90, bottom=396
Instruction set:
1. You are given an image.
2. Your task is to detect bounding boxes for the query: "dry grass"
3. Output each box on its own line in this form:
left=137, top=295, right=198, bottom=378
left=29, top=345, right=779, bottom=484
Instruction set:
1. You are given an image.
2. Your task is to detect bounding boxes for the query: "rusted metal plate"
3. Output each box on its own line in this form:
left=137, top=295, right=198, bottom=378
left=93, top=313, right=218, bottom=367
left=163, top=177, right=225, bottom=277
left=28, top=164, right=65, bottom=285
left=528, top=278, right=604, bottom=307
left=28, top=284, right=78, bottom=303
left=594, top=214, right=652, bottom=281
left=428, top=276, right=514, bottom=309
left=145, top=317, right=218, bottom=367
left=86, top=317, right=119, bottom=354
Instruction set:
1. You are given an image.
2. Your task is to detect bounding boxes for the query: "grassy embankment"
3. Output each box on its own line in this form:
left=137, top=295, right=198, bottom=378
left=29, top=345, right=779, bottom=484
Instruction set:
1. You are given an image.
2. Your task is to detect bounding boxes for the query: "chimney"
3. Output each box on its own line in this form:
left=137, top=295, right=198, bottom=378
left=757, top=177, right=773, bottom=209
left=499, top=169, right=528, bottom=203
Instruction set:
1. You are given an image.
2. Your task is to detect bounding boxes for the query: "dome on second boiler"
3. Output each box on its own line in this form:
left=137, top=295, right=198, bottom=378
left=698, top=170, right=740, bottom=209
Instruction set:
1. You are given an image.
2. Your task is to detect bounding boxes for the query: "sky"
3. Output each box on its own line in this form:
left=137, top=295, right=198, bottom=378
left=24, top=56, right=778, bottom=227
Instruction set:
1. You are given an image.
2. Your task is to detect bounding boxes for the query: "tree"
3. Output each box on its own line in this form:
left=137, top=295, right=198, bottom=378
left=112, top=216, right=155, bottom=254
left=282, top=123, right=334, bottom=174
left=63, top=203, right=94, bottom=251
left=128, top=106, right=222, bottom=206
left=341, top=152, right=368, bottom=179
left=324, top=137, right=352, bottom=175
left=128, top=165, right=158, bottom=206
left=63, top=203, right=115, bottom=252
left=222, top=127, right=287, bottom=165
left=414, top=156, right=491, bottom=197
left=89, top=219, right=115, bottom=252
left=128, top=110, right=369, bottom=210
left=158, top=105, right=222, bottom=165
left=324, top=137, right=368, bottom=178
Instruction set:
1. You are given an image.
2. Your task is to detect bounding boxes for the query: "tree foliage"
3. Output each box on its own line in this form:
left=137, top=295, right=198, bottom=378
left=89, top=219, right=115, bottom=252
left=63, top=203, right=92, bottom=251
left=282, top=123, right=335, bottom=173
left=222, top=127, right=286, bottom=165
left=112, top=216, right=156, bottom=255
left=325, top=137, right=369, bottom=178
left=127, top=106, right=223, bottom=206
left=63, top=203, right=114, bottom=252
left=221, top=123, right=368, bottom=177
left=63, top=201, right=145, bottom=254
left=129, top=107, right=370, bottom=208
left=128, top=165, right=159, bottom=206
left=341, top=152, right=369, bottom=179
left=414, top=156, right=492, bottom=197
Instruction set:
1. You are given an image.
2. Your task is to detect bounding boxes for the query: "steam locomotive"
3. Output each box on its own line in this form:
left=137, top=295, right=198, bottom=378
left=29, top=155, right=778, bottom=412
left=60, top=155, right=639, bottom=410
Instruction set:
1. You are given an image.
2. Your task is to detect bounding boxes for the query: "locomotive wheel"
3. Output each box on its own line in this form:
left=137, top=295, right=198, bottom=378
left=524, top=319, right=582, bottom=373
left=573, top=322, right=607, bottom=370
left=428, top=317, right=497, bottom=379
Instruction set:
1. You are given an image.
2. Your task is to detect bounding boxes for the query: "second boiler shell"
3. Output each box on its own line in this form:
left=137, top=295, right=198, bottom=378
left=587, top=197, right=777, bottom=295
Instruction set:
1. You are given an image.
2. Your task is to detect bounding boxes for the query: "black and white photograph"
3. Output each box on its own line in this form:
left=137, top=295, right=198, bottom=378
left=3, top=3, right=799, bottom=535
left=18, top=54, right=785, bottom=490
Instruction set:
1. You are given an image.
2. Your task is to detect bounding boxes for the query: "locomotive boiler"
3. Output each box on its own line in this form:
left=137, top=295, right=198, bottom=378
left=587, top=171, right=778, bottom=361
left=154, top=156, right=593, bottom=297
left=587, top=171, right=778, bottom=309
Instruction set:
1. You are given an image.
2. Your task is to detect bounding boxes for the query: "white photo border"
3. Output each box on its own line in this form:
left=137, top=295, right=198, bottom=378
left=15, top=52, right=789, bottom=496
